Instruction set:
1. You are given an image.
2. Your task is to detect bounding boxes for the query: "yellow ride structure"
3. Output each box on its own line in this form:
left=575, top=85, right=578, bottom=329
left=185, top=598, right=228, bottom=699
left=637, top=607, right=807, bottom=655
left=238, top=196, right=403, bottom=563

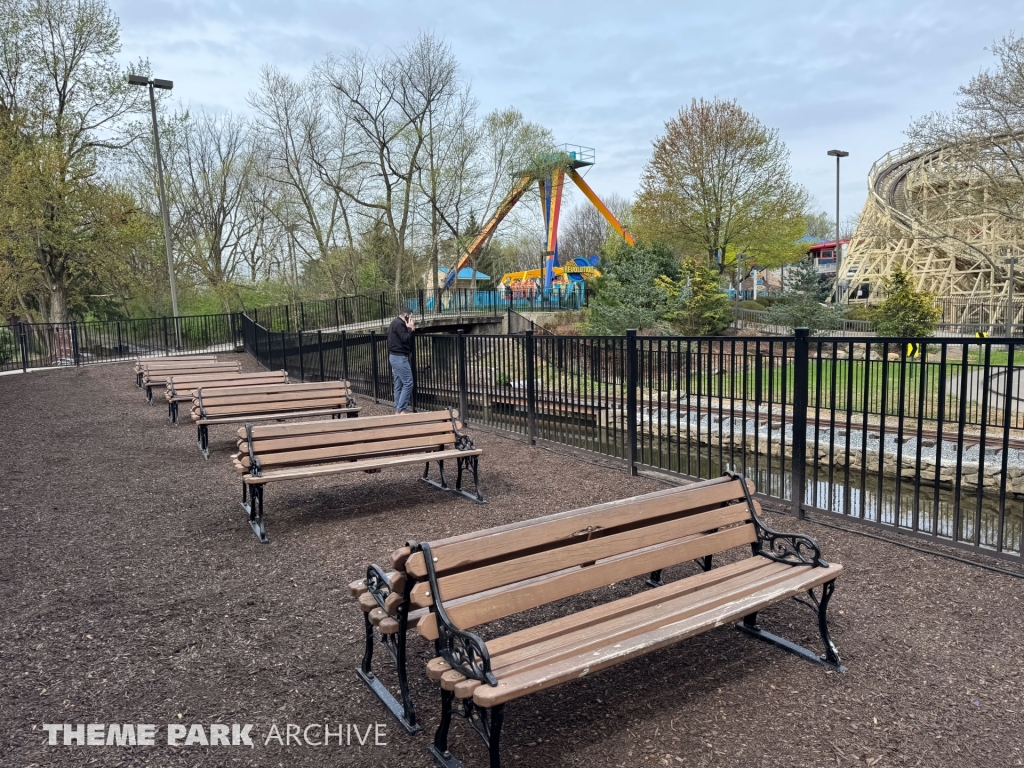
left=441, top=145, right=631, bottom=294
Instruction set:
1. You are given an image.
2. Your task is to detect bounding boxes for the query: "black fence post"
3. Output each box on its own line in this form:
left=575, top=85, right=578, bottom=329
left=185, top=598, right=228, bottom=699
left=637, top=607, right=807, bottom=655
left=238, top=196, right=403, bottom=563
left=419, top=288, right=425, bottom=324
left=19, top=323, right=29, bottom=373
left=341, top=331, right=349, bottom=384
left=335, top=299, right=341, bottom=329
left=370, top=330, right=379, bottom=403
left=457, top=329, right=469, bottom=425
left=525, top=329, right=536, bottom=445
left=626, top=329, right=638, bottom=476
left=317, top=330, right=325, bottom=382
left=791, top=327, right=810, bottom=519
left=279, top=331, right=285, bottom=373
left=300, top=302, right=306, bottom=332
left=162, top=317, right=169, bottom=355
left=297, top=331, right=305, bottom=382
left=285, top=304, right=291, bottom=333
left=410, top=341, right=418, bottom=413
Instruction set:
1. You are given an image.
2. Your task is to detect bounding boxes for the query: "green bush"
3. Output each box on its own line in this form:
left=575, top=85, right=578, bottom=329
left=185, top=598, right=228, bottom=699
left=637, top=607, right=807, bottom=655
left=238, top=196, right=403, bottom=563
left=737, top=300, right=766, bottom=311
left=874, top=267, right=940, bottom=337
left=844, top=305, right=877, bottom=322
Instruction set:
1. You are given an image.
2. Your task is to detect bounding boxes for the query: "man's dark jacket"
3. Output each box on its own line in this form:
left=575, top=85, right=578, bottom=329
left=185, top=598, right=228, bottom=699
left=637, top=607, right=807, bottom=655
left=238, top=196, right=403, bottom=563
left=387, top=316, right=413, bottom=356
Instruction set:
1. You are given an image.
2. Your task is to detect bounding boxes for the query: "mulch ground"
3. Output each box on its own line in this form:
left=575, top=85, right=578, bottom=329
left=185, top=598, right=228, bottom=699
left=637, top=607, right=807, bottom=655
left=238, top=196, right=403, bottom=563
left=1, top=354, right=1023, bottom=768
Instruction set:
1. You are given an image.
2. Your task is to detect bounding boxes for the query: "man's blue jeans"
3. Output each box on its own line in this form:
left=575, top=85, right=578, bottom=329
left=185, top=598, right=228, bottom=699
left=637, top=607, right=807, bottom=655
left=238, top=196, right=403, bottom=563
left=389, top=353, right=413, bottom=413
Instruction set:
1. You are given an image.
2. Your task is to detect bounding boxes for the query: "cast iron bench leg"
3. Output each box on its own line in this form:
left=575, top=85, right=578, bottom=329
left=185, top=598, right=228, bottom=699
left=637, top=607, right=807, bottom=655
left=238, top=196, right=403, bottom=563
left=357, top=610, right=421, bottom=735
left=453, top=456, right=485, bottom=504
left=244, top=484, right=267, bottom=544
left=735, top=578, right=845, bottom=672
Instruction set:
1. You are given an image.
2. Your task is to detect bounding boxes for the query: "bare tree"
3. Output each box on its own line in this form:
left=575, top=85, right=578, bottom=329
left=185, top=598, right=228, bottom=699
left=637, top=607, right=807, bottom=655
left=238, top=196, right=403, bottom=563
left=906, top=35, right=1024, bottom=263
left=166, top=110, right=262, bottom=310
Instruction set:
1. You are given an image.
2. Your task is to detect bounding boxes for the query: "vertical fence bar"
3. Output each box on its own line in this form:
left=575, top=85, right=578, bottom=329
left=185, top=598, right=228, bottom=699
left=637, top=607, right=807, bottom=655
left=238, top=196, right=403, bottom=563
left=370, top=331, right=379, bottom=403
left=626, top=329, right=638, bottom=476
left=341, top=331, right=349, bottom=384
left=457, top=330, right=469, bottom=425
left=317, top=330, right=325, bottom=382
left=297, top=332, right=305, bottom=382
left=525, top=330, right=536, bottom=445
left=790, top=328, right=809, bottom=518
left=71, top=322, right=81, bottom=366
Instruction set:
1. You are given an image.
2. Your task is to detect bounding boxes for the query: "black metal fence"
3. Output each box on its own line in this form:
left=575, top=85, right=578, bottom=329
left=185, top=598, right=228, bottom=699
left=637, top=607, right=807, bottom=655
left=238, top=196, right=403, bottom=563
left=248, top=286, right=587, bottom=333
left=1, top=314, right=241, bottom=373
left=243, top=312, right=1024, bottom=562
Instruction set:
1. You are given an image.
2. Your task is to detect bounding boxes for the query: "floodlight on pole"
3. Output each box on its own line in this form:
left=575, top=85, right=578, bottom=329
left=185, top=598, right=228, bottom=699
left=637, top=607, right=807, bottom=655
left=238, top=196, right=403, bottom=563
left=827, top=150, right=849, bottom=302
left=128, top=74, right=179, bottom=327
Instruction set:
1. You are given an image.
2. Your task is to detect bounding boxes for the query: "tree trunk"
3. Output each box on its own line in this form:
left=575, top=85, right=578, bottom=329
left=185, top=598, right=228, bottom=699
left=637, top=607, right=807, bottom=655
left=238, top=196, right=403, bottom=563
left=48, top=285, right=70, bottom=324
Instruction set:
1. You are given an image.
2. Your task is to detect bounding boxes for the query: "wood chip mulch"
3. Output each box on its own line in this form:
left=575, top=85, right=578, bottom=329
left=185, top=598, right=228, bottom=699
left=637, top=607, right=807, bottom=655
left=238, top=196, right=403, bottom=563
left=1, top=355, right=1023, bottom=768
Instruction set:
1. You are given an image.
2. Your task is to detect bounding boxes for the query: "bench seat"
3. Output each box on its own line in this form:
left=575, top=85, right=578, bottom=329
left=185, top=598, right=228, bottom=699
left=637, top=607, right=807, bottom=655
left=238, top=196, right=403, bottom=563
left=398, top=473, right=843, bottom=768
left=141, top=360, right=242, bottom=400
left=430, top=556, right=840, bottom=707
left=232, top=409, right=483, bottom=544
left=191, top=380, right=360, bottom=457
left=165, top=371, right=289, bottom=422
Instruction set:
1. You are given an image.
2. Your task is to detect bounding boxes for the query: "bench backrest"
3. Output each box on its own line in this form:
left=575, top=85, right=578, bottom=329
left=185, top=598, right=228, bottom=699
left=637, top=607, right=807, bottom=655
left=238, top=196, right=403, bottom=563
left=192, top=380, right=355, bottom=419
left=235, top=409, right=461, bottom=471
left=403, top=476, right=759, bottom=641
left=142, top=361, right=241, bottom=382
left=167, top=370, right=288, bottom=397
left=134, top=354, right=217, bottom=372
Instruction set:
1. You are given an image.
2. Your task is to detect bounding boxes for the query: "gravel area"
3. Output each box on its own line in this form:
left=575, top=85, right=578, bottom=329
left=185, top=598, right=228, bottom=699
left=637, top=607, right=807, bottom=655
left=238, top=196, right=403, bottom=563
left=2, top=355, right=1023, bottom=768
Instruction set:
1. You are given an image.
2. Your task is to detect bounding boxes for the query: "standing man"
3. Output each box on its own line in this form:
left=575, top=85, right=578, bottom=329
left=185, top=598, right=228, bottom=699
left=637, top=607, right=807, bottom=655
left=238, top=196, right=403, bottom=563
left=387, top=308, right=415, bottom=414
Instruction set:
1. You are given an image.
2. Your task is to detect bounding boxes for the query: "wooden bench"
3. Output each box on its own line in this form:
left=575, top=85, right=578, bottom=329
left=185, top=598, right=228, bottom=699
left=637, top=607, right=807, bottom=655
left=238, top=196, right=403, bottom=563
left=191, top=380, right=361, bottom=458
left=231, top=409, right=483, bottom=544
left=134, top=355, right=218, bottom=386
left=140, top=360, right=242, bottom=401
left=165, top=370, right=289, bottom=423
left=387, top=473, right=842, bottom=767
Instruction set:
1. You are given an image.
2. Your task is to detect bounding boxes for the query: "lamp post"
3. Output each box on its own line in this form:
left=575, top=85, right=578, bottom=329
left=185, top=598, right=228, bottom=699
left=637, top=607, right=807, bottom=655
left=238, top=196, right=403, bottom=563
left=129, top=75, right=179, bottom=323
left=827, top=149, right=849, bottom=303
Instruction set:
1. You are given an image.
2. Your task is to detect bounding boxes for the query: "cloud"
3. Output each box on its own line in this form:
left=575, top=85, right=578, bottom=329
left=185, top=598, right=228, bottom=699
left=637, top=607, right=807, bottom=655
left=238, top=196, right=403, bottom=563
left=111, top=0, right=1024, bottom=215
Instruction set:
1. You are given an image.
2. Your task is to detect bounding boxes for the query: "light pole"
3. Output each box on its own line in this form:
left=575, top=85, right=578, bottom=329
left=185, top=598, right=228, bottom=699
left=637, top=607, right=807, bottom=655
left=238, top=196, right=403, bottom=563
left=129, top=75, right=178, bottom=322
left=827, top=149, right=849, bottom=303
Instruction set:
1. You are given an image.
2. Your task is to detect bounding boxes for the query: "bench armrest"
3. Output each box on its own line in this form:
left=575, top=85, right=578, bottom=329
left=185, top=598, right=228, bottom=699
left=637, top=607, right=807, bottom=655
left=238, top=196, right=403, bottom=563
left=364, top=564, right=393, bottom=611
left=419, top=541, right=497, bottom=686
left=725, top=471, right=829, bottom=568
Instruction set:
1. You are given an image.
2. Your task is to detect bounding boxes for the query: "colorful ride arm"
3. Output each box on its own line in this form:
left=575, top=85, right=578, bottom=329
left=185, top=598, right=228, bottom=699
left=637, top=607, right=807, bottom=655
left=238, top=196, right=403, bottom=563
left=443, top=174, right=535, bottom=290
left=567, top=168, right=635, bottom=246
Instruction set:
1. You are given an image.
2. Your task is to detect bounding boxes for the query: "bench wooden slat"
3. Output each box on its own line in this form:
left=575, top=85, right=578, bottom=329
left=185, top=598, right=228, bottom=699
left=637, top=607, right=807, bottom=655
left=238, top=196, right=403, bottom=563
left=410, top=501, right=753, bottom=606
left=416, top=523, right=757, bottom=638
left=405, top=477, right=752, bottom=579
left=448, top=559, right=802, bottom=697
left=236, top=409, right=457, bottom=440
left=245, top=432, right=453, bottom=468
left=471, top=563, right=841, bottom=707
left=196, top=380, right=351, bottom=399
left=194, top=397, right=352, bottom=418
left=196, top=388, right=353, bottom=408
left=240, top=421, right=458, bottom=456
left=243, top=446, right=479, bottom=481
left=204, top=407, right=359, bottom=427
left=482, top=556, right=777, bottom=660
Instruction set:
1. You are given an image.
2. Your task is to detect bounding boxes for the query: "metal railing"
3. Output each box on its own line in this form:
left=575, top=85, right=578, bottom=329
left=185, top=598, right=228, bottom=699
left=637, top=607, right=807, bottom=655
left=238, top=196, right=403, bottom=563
left=247, top=286, right=588, bottom=334
left=1, top=313, right=241, bottom=373
left=242, top=312, right=1024, bottom=562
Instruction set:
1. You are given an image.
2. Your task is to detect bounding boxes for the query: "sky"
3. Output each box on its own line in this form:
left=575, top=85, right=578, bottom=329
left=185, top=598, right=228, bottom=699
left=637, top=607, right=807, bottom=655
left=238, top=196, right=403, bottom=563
left=111, top=0, right=1023, bottom=227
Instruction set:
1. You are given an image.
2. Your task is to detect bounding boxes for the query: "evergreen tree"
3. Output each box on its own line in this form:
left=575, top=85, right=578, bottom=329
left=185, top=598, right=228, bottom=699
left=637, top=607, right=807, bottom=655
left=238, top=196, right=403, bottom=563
left=661, top=259, right=733, bottom=336
left=873, top=267, right=941, bottom=337
left=766, top=257, right=845, bottom=333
